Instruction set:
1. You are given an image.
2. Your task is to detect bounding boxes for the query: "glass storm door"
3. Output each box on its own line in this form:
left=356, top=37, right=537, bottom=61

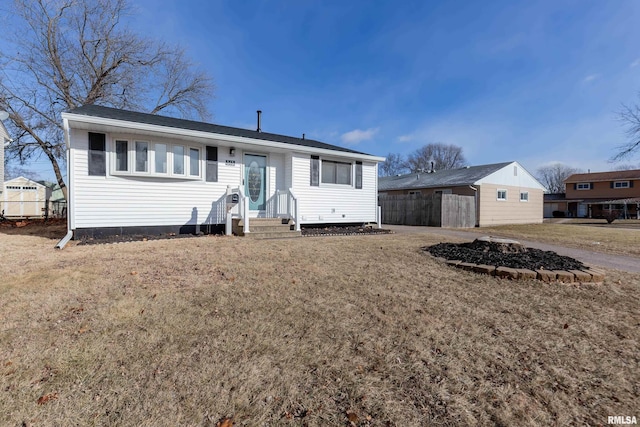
left=244, top=154, right=267, bottom=211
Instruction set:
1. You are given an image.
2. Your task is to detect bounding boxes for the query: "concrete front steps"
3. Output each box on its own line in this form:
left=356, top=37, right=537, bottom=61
left=232, top=218, right=301, bottom=239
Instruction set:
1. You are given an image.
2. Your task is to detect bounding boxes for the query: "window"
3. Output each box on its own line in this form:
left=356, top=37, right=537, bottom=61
left=613, top=181, right=630, bottom=189
left=115, top=140, right=128, bottom=171
left=577, top=183, right=591, bottom=190
left=206, top=146, right=218, bottom=182
left=520, top=191, right=529, bottom=202
left=173, top=146, right=185, bottom=175
left=408, top=190, right=421, bottom=195
left=88, top=132, right=106, bottom=176
left=111, top=138, right=202, bottom=178
left=322, top=160, right=352, bottom=185
left=155, top=143, right=167, bottom=174
left=355, top=161, right=363, bottom=189
left=135, top=141, right=148, bottom=172
left=497, top=189, right=507, bottom=200
left=189, top=148, right=200, bottom=176
left=310, top=156, right=319, bottom=186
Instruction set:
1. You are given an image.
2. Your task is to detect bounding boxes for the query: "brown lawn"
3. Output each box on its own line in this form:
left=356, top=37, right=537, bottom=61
left=473, top=222, right=640, bottom=257
left=0, top=230, right=638, bottom=426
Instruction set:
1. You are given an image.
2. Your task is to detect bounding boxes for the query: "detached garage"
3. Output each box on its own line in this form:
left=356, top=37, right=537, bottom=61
left=1, top=177, right=52, bottom=218
left=379, top=161, right=546, bottom=227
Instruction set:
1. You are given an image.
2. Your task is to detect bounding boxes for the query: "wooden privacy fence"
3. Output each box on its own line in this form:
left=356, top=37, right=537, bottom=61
left=379, top=193, right=476, bottom=228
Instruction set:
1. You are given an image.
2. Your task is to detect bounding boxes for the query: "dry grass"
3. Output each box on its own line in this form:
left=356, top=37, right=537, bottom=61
left=476, top=222, right=640, bottom=257
left=1, top=231, right=638, bottom=426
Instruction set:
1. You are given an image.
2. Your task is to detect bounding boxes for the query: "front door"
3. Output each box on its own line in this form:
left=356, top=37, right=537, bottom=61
left=244, top=154, right=267, bottom=211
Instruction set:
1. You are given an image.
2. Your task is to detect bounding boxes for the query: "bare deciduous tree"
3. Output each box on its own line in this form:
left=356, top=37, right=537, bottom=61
left=379, top=152, right=407, bottom=177
left=613, top=97, right=640, bottom=161
left=0, top=0, right=214, bottom=200
left=404, top=143, right=467, bottom=173
left=536, top=163, right=581, bottom=193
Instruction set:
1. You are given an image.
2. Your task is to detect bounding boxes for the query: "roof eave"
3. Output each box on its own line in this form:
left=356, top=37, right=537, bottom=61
left=61, top=112, right=385, bottom=162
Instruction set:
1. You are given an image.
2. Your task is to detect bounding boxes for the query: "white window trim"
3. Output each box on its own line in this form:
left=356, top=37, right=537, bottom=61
left=497, top=189, right=507, bottom=201
left=613, top=181, right=630, bottom=189
left=109, top=136, right=203, bottom=180
left=320, top=158, right=354, bottom=187
left=520, top=191, right=529, bottom=202
left=577, top=183, right=590, bottom=190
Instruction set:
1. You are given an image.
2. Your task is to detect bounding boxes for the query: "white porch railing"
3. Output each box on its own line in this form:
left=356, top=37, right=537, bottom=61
left=227, top=187, right=300, bottom=235
left=264, top=189, right=301, bottom=231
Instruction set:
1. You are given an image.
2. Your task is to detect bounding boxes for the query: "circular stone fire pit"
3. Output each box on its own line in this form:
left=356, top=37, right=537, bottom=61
left=424, top=236, right=605, bottom=283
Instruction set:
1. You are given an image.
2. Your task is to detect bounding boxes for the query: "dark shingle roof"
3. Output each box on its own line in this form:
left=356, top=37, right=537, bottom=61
left=67, top=104, right=372, bottom=156
left=378, top=162, right=513, bottom=191
left=564, top=169, right=640, bottom=183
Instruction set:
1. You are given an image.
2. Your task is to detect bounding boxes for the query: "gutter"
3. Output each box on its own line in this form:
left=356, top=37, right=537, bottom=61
left=55, top=229, right=73, bottom=249
left=55, top=117, right=73, bottom=249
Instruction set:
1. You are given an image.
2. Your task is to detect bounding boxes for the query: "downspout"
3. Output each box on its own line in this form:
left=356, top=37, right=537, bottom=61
left=55, top=117, right=73, bottom=249
left=469, top=185, right=479, bottom=227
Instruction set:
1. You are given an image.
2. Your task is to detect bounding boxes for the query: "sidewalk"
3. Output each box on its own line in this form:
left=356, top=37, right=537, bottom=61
left=384, top=225, right=640, bottom=274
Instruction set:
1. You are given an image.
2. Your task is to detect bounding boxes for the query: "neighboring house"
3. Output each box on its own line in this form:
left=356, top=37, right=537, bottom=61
left=60, top=105, right=384, bottom=239
left=561, top=169, right=640, bottom=219
left=38, top=181, right=67, bottom=218
left=1, top=176, right=52, bottom=218
left=378, top=161, right=546, bottom=226
left=542, top=193, right=569, bottom=218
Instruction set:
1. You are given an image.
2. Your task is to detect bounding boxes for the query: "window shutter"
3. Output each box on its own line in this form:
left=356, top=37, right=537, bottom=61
left=88, top=132, right=106, bottom=176
left=610, top=182, right=614, bottom=189
left=573, top=183, right=576, bottom=190
left=590, top=183, right=593, bottom=189
left=630, top=180, right=634, bottom=188
left=355, top=161, right=363, bottom=189
left=206, top=146, right=218, bottom=182
left=310, top=156, right=319, bottom=186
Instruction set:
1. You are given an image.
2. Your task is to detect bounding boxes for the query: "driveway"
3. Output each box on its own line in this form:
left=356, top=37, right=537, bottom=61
left=384, top=225, right=640, bottom=274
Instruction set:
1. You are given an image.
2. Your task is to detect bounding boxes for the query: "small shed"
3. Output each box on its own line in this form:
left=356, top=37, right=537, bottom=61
left=1, top=176, right=52, bottom=218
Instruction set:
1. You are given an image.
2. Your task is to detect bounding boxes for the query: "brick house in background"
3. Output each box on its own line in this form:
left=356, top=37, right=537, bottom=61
left=561, top=169, right=640, bottom=219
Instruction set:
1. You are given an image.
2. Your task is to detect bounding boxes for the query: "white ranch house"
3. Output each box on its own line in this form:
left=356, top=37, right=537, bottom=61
left=59, top=105, right=384, bottom=242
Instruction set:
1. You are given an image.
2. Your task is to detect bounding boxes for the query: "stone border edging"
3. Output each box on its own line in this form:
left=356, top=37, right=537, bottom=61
left=432, top=257, right=605, bottom=284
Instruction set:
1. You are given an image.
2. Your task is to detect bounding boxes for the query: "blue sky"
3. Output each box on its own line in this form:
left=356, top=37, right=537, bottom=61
left=15, top=0, right=640, bottom=180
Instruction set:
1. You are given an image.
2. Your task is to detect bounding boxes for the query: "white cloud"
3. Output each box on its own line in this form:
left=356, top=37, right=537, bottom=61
left=582, top=74, right=599, bottom=83
left=340, top=127, right=379, bottom=145
left=396, top=134, right=414, bottom=143
left=630, top=58, right=640, bottom=68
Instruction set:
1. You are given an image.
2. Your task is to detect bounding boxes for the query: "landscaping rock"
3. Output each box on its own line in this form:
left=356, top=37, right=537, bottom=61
left=536, top=269, right=557, bottom=282
left=495, top=266, right=519, bottom=279
left=516, top=269, right=537, bottom=280
left=570, top=270, right=592, bottom=283
left=554, top=270, right=574, bottom=283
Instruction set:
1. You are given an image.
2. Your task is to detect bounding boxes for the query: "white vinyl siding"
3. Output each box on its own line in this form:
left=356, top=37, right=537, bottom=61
left=68, top=128, right=381, bottom=229
left=291, top=153, right=378, bottom=223
left=70, top=130, right=236, bottom=227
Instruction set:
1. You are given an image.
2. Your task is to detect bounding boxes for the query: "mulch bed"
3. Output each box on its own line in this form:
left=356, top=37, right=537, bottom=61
left=301, top=225, right=392, bottom=237
left=424, top=239, right=586, bottom=271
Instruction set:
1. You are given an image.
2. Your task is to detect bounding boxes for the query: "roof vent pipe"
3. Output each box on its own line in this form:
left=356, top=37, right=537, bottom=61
left=302, top=133, right=305, bottom=140
left=257, top=110, right=262, bottom=132
left=430, top=161, right=435, bottom=173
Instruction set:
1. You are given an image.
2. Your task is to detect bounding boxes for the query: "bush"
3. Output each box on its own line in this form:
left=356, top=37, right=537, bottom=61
left=552, top=210, right=566, bottom=218
left=604, top=210, right=621, bottom=224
